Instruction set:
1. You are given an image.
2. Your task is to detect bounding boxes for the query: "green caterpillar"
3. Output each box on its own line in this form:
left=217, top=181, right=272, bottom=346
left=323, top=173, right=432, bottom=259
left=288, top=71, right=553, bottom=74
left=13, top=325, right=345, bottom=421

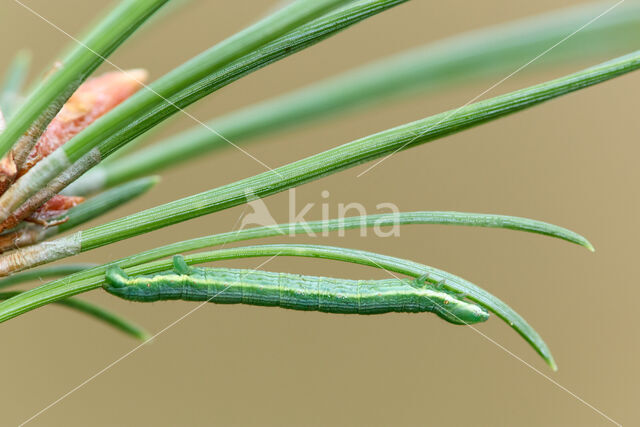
left=104, top=255, right=489, bottom=325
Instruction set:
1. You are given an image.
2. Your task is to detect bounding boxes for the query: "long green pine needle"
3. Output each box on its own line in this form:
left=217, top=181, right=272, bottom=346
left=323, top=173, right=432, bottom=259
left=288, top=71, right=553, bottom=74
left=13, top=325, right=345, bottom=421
left=0, top=264, right=96, bottom=290
left=0, top=50, right=32, bottom=118
left=67, top=0, right=640, bottom=194
left=1, top=49, right=633, bottom=274
left=0, top=291, right=148, bottom=340
left=55, top=176, right=159, bottom=234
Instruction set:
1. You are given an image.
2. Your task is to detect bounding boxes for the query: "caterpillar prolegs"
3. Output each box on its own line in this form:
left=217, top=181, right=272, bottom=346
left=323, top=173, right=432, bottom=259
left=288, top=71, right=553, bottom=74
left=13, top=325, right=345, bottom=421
left=104, top=255, right=489, bottom=325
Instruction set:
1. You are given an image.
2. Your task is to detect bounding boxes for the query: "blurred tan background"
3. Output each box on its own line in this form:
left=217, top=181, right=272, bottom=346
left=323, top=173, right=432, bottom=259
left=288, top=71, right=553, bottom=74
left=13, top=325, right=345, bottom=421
left=1, top=0, right=639, bottom=425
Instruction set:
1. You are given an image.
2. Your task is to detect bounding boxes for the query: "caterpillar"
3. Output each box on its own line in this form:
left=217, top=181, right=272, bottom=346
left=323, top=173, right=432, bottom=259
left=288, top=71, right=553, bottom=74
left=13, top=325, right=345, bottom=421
left=104, top=255, right=489, bottom=325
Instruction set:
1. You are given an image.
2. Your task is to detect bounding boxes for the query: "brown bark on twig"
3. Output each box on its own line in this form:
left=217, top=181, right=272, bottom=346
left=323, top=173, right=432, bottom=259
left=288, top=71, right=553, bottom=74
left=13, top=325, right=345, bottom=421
left=0, top=226, right=42, bottom=253
left=0, top=152, right=17, bottom=196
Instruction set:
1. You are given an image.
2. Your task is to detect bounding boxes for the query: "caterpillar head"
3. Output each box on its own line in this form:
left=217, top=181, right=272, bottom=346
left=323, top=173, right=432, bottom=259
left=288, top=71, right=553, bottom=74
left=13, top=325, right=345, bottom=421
left=435, top=295, right=489, bottom=325
left=104, top=265, right=130, bottom=289
left=103, top=265, right=141, bottom=300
